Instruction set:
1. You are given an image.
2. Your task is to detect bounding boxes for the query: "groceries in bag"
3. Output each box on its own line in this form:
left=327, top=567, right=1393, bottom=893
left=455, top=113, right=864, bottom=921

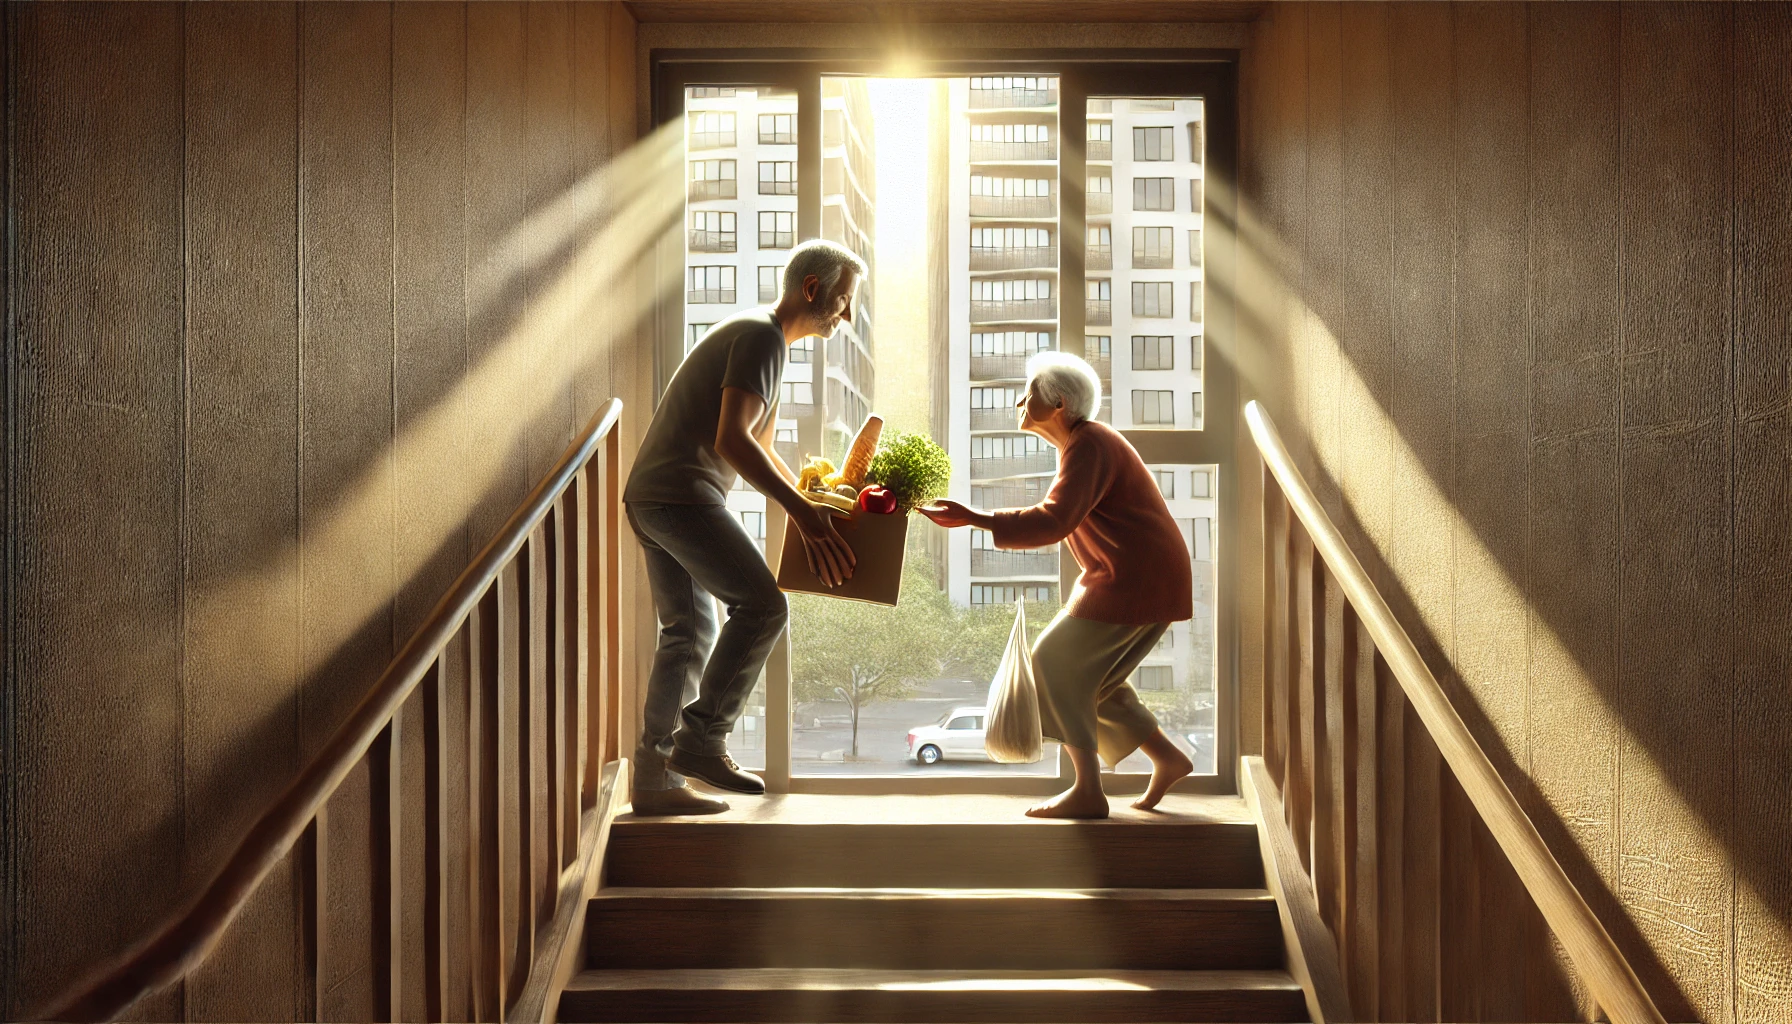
left=983, top=600, right=1044, bottom=764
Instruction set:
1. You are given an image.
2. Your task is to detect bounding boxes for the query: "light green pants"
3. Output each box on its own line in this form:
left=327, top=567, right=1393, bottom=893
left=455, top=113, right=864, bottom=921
left=1031, top=611, right=1170, bottom=768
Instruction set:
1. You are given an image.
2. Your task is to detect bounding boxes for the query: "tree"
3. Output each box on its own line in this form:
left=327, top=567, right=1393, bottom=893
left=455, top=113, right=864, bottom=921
left=944, top=594, right=1061, bottom=683
left=789, top=551, right=955, bottom=758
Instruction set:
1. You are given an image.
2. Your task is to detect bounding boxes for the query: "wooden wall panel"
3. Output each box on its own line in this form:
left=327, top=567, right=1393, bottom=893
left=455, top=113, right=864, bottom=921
left=1733, top=6, right=1792, bottom=1021
left=525, top=2, right=578, bottom=488
left=300, top=4, right=395, bottom=1018
left=182, top=3, right=303, bottom=1019
left=1617, top=5, right=1735, bottom=1021
left=9, top=5, right=186, bottom=1017
left=1301, top=2, right=1342, bottom=519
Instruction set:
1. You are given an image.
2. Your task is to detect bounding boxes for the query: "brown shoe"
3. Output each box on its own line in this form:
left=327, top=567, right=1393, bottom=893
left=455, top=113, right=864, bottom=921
left=629, top=784, right=730, bottom=817
left=669, top=748, right=767, bottom=794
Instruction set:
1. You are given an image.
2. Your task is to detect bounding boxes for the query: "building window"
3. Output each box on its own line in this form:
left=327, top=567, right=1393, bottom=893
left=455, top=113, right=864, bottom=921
left=1132, top=226, right=1174, bottom=268
left=1132, top=177, right=1175, bottom=211
left=970, top=278, right=1052, bottom=301
left=1131, top=281, right=1173, bottom=318
left=1190, top=177, right=1204, bottom=212
left=1085, top=335, right=1112, bottom=363
left=780, top=380, right=815, bottom=406
left=1190, top=337, right=1204, bottom=371
left=1133, top=126, right=1174, bottom=161
left=1088, top=225, right=1112, bottom=248
left=758, top=210, right=794, bottom=249
left=969, top=434, right=1048, bottom=459
left=1193, top=517, right=1214, bottom=561
left=1188, top=120, right=1205, bottom=164
left=736, top=510, right=766, bottom=550
left=972, top=226, right=1052, bottom=250
left=1192, top=391, right=1204, bottom=425
left=1190, top=281, right=1204, bottom=323
left=789, top=337, right=812, bottom=363
left=1192, top=469, right=1212, bottom=498
left=1087, top=120, right=1112, bottom=143
left=687, top=265, right=736, bottom=305
left=688, top=87, right=737, bottom=98
left=689, top=210, right=736, bottom=252
left=759, top=112, right=795, bottom=145
left=970, top=331, right=1053, bottom=356
left=1087, top=173, right=1112, bottom=196
left=1154, top=469, right=1175, bottom=499
left=971, top=584, right=1055, bottom=607
left=1131, top=335, right=1174, bottom=371
left=1136, top=665, right=1174, bottom=690
left=972, top=386, right=1020, bottom=409
left=1132, top=389, right=1175, bottom=426
left=970, top=122, right=1052, bottom=144
left=1189, top=227, right=1203, bottom=268
left=689, top=111, right=736, bottom=149
left=758, top=160, right=797, bottom=195
left=686, top=323, right=713, bottom=353
left=688, top=159, right=737, bottom=200
left=970, top=175, right=1053, bottom=198
left=1086, top=278, right=1112, bottom=325
left=758, top=266, right=782, bottom=303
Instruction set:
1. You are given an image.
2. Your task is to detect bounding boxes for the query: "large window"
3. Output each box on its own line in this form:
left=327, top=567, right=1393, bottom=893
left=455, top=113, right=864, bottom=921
left=758, top=210, right=795, bottom=249
left=1131, top=335, right=1174, bottom=371
left=1132, top=176, right=1175, bottom=211
left=1133, top=226, right=1174, bottom=269
left=1132, top=281, right=1173, bottom=318
left=758, top=265, right=782, bottom=302
left=689, top=111, right=736, bottom=149
left=1133, top=125, right=1174, bottom=161
left=759, top=112, right=795, bottom=144
left=689, top=210, right=736, bottom=252
left=689, top=159, right=737, bottom=200
left=687, top=265, right=737, bottom=305
left=1132, top=389, right=1175, bottom=425
left=759, top=160, right=797, bottom=195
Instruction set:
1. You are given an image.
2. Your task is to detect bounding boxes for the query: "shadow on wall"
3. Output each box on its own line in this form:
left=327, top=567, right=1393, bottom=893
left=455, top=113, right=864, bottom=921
left=1211, top=182, right=1709, bottom=1019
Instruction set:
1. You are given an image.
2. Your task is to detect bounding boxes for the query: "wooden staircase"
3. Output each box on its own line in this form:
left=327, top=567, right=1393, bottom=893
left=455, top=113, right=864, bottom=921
left=557, top=794, right=1310, bottom=1023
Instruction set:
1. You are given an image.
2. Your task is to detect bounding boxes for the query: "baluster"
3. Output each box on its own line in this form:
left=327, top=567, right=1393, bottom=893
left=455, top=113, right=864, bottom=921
left=584, top=467, right=609, bottom=797
left=1440, top=766, right=1480, bottom=1021
left=1376, top=653, right=1405, bottom=1022
left=559, top=486, right=584, bottom=864
left=504, top=555, right=533, bottom=1003
left=539, top=516, right=563, bottom=897
left=1289, top=524, right=1317, bottom=866
left=1319, top=570, right=1350, bottom=970
left=423, top=659, right=449, bottom=1022
left=1403, top=713, right=1441, bottom=1022
left=1262, top=464, right=1288, bottom=784
left=603, top=430, right=623, bottom=766
left=369, top=716, right=401, bottom=1020
left=1350, top=613, right=1380, bottom=1020
left=301, top=811, right=326, bottom=1023
left=470, top=586, right=503, bottom=1021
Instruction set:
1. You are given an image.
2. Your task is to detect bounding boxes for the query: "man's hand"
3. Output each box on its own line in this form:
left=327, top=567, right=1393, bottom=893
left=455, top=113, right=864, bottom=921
left=917, top=500, right=994, bottom=531
left=790, top=502, right=856, bottom=588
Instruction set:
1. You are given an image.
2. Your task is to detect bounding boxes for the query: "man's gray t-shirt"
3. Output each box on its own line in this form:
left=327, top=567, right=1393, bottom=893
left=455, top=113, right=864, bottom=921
left=624, top=308, right=785, bottom=506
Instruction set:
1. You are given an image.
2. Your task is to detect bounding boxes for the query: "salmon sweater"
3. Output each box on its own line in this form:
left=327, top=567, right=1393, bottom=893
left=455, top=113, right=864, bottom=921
left=988, top=420, right=1194, bottom=625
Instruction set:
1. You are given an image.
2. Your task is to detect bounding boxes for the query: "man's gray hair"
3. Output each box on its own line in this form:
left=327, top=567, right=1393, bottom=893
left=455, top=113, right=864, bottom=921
left=782, top=238, right=868, bottom=299
left=1026, top=350, right=1103, bottom=423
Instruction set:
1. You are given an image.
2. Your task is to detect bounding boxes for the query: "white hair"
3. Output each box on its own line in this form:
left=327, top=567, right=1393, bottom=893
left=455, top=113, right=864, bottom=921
left=1026, top=350, right=1103, bottom=423
left=782, top=239, right=867, bottom=300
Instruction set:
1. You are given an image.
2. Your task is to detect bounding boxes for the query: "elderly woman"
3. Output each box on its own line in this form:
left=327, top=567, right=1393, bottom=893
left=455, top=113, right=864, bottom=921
left=919, top=352, right=1194, bottom=819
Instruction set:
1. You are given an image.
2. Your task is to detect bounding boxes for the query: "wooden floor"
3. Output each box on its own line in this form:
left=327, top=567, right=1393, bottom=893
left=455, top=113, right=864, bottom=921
left=613, top=791, right=1254, bottom=826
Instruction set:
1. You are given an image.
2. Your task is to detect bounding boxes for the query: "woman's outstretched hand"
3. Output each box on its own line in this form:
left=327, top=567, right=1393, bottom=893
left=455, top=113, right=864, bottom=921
left=916, top=500, right=993, bottom=530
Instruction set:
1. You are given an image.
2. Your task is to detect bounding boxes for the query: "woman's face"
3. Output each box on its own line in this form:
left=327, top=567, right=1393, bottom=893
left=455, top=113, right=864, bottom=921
left=1018, top=380, right=1064, bottom=435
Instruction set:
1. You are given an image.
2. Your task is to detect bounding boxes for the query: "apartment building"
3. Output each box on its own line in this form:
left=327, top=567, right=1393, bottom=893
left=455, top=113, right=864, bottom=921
left=682, top=83, right=878, bottom=560
left=1084, top=96, right=1214, bottom=716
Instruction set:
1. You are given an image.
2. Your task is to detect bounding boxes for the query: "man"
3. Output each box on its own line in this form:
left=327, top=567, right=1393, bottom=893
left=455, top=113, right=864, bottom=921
left=622, top=239, right=863, bottom=815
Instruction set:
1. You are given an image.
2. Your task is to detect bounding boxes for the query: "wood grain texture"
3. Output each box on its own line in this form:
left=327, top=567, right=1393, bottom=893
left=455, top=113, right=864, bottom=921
left=624, top=0, right=1267, bottom=23
left=10, top=4, right=186, bottom=1015
left=1617, top=5, right=1735, bottom=1021
left=181, top=3, right=302, bottom=1018
left=1732, top=5, right=1792, bottom=1021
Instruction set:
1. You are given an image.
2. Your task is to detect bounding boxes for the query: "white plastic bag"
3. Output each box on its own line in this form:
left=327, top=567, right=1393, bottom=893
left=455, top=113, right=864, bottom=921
left=983, top=600, right=1044, bottom=763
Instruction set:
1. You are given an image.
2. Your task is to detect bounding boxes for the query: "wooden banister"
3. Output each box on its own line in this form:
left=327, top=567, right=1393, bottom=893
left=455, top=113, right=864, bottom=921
left=1245, top=400, right=1663, bottom=1024
left=44, top=399, right=626, bottom=1023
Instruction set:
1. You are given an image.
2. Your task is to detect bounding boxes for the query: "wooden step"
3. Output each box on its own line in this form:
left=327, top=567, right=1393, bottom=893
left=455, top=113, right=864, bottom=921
left=604, top=794, right=1263, bottom=889
left=586, top=887, right=1283, bottom=971
left=558, top=967, right=1309, bottom=1022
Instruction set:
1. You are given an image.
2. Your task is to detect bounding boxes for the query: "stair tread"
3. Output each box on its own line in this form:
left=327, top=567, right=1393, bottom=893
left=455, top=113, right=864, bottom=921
left=612, top=793, right=1251, bottom=828
left=595, top=886, right=1273, bottom=902
left=566, top=967, right=1302, bottom=993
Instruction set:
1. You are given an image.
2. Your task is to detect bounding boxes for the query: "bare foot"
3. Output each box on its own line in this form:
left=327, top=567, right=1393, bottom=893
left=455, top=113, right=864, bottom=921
left=1026, top=786, right=1110, bottom=819
left=1132, top=747, right=1194, bottom=810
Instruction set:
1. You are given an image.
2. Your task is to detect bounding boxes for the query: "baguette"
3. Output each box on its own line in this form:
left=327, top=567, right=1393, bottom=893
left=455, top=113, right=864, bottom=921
left=841, top=415, right=883, bottom=487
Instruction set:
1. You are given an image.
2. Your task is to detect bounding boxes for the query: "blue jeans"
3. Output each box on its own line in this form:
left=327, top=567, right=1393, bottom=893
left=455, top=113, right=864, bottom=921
left=626, top=501, right=787, bottom=790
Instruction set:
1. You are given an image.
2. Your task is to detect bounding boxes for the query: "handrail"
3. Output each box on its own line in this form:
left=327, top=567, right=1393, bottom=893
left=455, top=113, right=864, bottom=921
left=1244, top=400, right=1663, bottom=1024
left=45, top=398, right=625, bottom=1022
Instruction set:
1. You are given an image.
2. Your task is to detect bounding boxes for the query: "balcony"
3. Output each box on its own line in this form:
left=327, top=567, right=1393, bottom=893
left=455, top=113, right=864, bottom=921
left=969, top=195, right=1055, bottom=219
left=971, top=140, right=1057, bottom=162
left=970, top=246, right=1057, bottom=272
left=973, top=548, right=1060, bottom=577
left=1086, top=245, right=1112, bottom=271
left=687, top=288, right=736, bottom=305
left=970, top=86, right=1059, bottom=109
left=1087, top=139, right=1112, bottom=162
left=1134, top=253, right=1174, bottom=270
left=971, top=452, right=1056, bottom=479
left=1087, top=192, right=1112, bottom=216
left=689, top=230, right=736, bottom=253
left=1086, top=299, right=1112, bottom=326
left=971, top=354, right=1029, bottom=380
left=688, top=179, right=736, bottom=201
left=971, top=407, right=1021, bottom=432
left=971, top=298, right=1057, bottom=322
left=972, top=482, right=1049, bottom=508
left=689, top=130, right=736, bottom=150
